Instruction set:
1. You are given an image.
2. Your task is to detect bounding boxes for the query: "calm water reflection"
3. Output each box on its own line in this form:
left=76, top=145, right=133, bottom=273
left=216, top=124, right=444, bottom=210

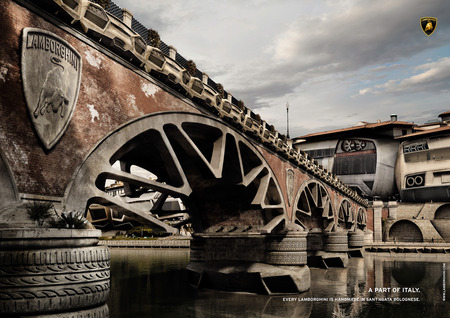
left=108, top=249, right=450, bottom=317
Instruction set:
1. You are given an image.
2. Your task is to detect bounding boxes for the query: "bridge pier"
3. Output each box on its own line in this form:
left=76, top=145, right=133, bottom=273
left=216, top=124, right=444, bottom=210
left=0, top=228, right=110, bottom=317
left=306, top=229, right=366, bottom=268
left=306, top=230, right=350, bottom=268
left=187, top=231, right=310, bottom=294
left=348, top=229, right=365, bottom=257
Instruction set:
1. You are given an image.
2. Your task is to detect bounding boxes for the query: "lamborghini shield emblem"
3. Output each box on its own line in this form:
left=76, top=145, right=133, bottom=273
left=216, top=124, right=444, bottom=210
left=420, top=17, right=437, bottom=36
left=21, top=28, right=82, bottom=149
left=286, top=168, right=295, bottom=207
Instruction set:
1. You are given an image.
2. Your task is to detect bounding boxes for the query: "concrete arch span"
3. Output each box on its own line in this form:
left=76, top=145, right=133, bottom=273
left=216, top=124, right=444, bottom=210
left=356, top=207, right=367, bottom=231
left=292, top=179, right=335, bottom=232
left=66, top=112, right=286, bottom=234
left=0, top=146, right=18, bottom=214
left=338, top=198, right=354, bottom=230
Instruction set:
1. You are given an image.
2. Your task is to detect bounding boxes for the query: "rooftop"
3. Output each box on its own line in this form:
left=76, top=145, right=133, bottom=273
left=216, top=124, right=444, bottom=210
left=396, top=125, right=450, bottom=140
left=294, top=119, right=415, bottom=142
left=439, top=110, right=450, bottom=118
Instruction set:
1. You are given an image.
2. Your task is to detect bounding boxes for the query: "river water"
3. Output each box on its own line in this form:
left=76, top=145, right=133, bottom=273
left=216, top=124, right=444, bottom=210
left=107, top=249, right=450, bottom=317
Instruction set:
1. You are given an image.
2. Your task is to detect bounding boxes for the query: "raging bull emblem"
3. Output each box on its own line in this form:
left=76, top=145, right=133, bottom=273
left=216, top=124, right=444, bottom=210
left=34, top=57, right=69, bottom=118
left=286, top=169, right=295, bottom=207
left=21, top=28, right=82, bottom=149
left=420, top=17, right=437, bottom=36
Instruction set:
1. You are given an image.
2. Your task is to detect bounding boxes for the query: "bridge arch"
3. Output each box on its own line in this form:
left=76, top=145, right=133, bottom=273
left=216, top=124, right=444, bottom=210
left=292, top=179, right=335, bottom=232
left=434, top=204, right=450, bottom=219
left=338, top=198, right=354, bottom=230
left=65, top=112, right=286, bottom=233
left=356, top=207, right=367, bottom=231
left=388, top=220, right=423, bottom=242
left=0, top=147, right=18, bottom=212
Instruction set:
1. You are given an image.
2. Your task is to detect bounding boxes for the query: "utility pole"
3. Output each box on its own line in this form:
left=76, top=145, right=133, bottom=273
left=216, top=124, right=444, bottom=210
left=286, top=102, right=290, bottom=138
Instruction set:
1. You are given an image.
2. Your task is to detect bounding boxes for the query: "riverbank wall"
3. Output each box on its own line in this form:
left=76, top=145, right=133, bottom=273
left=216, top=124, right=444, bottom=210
left=99, top=239, right=191, bottom=248
left=365, top=242, right=450, bottom=254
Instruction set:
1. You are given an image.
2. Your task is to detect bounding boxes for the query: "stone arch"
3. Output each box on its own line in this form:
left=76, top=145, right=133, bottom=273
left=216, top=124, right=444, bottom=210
left=389, top=220, right=423, bottom=242
left=435, top=204, right=450, bottom=219
left=65, top=112, right=285, bottom=233
left=292, top=179, right=335, bottom=232
left=338, top=198, right=353, bottom=230
left=356, top=207, right=367, bottom=231
left=0, top=147, right=18, bottom=212
left=432, top=204, right=450, bottom=242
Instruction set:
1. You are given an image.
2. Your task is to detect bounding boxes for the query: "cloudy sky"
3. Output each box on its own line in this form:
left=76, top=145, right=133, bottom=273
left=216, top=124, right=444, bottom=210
left=116, top=0, right=450, bottom=137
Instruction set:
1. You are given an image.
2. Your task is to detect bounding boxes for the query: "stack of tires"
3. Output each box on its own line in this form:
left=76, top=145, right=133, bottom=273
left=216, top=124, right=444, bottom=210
left=189, top=235, right=206, bottom=262
left=265, top=232, right=308, bottom=266
left=348, top=230, right=365, bottom=249
left=0, top=229, right=110, bottom=317
left=323, top=231, right=348, bottom=253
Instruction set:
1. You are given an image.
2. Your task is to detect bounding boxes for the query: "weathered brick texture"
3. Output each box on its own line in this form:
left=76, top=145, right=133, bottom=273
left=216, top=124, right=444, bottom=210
left=0, top=1, right=200, bottom=197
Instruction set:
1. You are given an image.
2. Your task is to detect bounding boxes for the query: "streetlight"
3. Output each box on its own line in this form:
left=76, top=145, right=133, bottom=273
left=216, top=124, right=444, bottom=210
left=286, top=102, right=290, bottom=139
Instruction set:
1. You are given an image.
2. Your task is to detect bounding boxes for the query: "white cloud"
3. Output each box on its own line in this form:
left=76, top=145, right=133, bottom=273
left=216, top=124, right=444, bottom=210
left=115, top=0, right=450, bottom=136
left=357, top=88, right=373, bottom=96
left=359, top=57, right=450, bottom=95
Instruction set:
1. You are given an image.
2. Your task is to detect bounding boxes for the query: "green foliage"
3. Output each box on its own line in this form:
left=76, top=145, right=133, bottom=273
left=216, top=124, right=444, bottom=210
left=49, top=209, right=88, bottom=229
left=238, top=100, right=245, bottom=110
left=126, top=226, right=168, bottom=238
left=25, top=201, right=88, bottom=229
left=127, top=226, right=154, bottom=237
left=148, top=29, right=161, bottom=48
left=216, top=83, right=224, bottom=99
left=25, top=202, right=54, bottom=226
left=103, top=235, right=158, bottom=241
left=186, top=60, right=197, bottom=76
left=96, top=0, right=110, bottom=9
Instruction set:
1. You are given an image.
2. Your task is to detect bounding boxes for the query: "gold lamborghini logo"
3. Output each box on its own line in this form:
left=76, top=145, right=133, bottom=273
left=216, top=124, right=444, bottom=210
left=420, top=17, right=437, bottom=36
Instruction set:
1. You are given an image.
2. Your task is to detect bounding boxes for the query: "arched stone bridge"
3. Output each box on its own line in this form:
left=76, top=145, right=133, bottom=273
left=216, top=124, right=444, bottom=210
left=0, top=0, right=367, bottom=234
left=0, top=1, right=369, bottom=309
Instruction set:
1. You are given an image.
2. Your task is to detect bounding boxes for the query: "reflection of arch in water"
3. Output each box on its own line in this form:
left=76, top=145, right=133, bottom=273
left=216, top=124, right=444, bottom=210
left=391, top=261, right=426, bottom=286
left=389, top=220, right=423, bottom=242
left=192, top=290, right=313, bottom=317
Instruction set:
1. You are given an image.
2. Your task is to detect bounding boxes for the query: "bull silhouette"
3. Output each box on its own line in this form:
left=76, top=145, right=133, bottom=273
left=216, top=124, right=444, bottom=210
left=33, top=57, right=69, bottom=118
left=425, top=21, right=434, bottom=32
